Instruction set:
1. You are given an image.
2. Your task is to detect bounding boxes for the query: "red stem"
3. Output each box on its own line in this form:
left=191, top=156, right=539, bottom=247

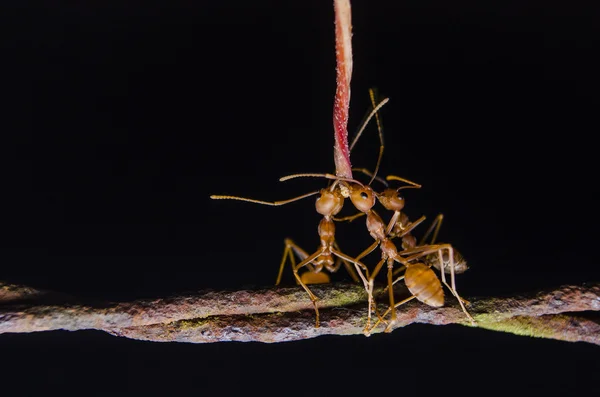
left=332, top=0, right=353, bottom=179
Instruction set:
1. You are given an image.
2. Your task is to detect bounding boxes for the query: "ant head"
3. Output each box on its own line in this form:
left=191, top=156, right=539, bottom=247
left=349, top=184, right=376, bottom=213
left=401, top=234, right=416, bottom=250
left=446, top=249, right=469, bottom=274
left=378, top=188, right=405, bottom=212
left=453, top=251, right=469, bottom=274
left=315, top=189, right=344, bottom=216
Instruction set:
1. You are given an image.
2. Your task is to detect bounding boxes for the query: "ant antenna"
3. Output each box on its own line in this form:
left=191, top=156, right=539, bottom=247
left=279, top=173, right=338, bottom=181
left=386, top=175, right=422, bottom=191
left=349, top=89, right=388, bottom=186
left=279, top=173, right=365, bottom=188
left=349, top=96, right=389, bottom=152
left=352, top=167, right=389, bottom=187
left=367, top=88, right=385, bottom=186
left=210, top=190, right=320, bottom=206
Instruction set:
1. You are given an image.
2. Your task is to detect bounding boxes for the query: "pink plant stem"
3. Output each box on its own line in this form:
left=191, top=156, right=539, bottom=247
left=332, top=0, right=353, bottom=178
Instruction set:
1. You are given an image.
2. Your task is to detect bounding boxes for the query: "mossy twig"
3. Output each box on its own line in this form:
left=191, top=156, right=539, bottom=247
left=0, top=282, right=598, bottom=345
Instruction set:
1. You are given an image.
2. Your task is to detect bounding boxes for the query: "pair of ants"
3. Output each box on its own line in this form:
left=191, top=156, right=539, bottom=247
left=211, top=90, right=475, bottom=335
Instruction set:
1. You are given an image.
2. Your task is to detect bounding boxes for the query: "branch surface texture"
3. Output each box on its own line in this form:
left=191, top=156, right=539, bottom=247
left=1, top=282, right=598, bottom=345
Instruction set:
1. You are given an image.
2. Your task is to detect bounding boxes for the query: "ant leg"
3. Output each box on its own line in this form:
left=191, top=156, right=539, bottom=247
left=396, top=215, right=427, bottom=238
left=386, top=258, right=397, bottom=328
left=333, top=212, right=365, bottom=222
left=388, top=215, right=427, bottom=240
left=369, top=256, right=396, bottom=331
left=400, top=243, right=454, bottom=262
left=276, top=239, right=296, bottom=285
left=436, top=247, right=476, bottom=325
left=383, top=271, right=406, bottom=293
left=331, top=254, right=375, bottom=334
left=435, top=251, right=468, bottom=304
left=329, top=256, right=343, bottom=273
left=419, top=214, right=444, bottom=245
left=347, top=240, right=380, bottom=326
left=355, top=240, right=380, bottom=263
left=392, top=264, right=407, bottom=277
left=382, top=294, right=418, bottom=333
left=383, top=257, right=410, bottom=331
left=291, top=249, right=325, bottom=328
left=277, top=239, right=316, bottom=286
left=369, top=292, right=417, bottom=334
left=369, top=306, right=391, bottom=333
left=395, top=294, right=418, bottom=308
left=331, top=249, right=370, bottom=289
left=293, top=275, right=322, bottom=328
left=385, top=211, right=402, bottom=236
left=362, top=257, right=387, bottom=335
left=332, top=241, right=360, bottom=283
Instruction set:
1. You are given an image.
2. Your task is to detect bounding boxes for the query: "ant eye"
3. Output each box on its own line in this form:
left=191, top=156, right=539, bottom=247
left=350, top=186, right=375, bottom=213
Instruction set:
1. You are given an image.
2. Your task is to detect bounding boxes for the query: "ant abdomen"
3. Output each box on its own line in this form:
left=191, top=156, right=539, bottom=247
left=404, top=263, right=444, bottom=307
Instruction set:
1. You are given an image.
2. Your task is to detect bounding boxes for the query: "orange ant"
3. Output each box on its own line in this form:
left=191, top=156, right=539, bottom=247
left=344, top=175, right=425, bottom=334
left=367, top=211, right=476, bottom=333
left=336, top=93, right=474, bottom=333
left=210, top=94, right=390, bottom=327
left=211, top=181, right=369, bottom=328
left=285, top=170, right=430, bottom=334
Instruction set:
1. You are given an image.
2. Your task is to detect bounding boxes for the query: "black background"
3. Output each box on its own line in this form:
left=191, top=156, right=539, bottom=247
left=2, top=1, right=599, bottom=395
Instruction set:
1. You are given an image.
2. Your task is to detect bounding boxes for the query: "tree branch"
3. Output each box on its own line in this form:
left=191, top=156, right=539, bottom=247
left=1, top=281, right=598, bottom=345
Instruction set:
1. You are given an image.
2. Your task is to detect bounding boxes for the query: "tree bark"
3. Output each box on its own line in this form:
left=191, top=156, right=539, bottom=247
left=1, top=281, right=598, bottom=345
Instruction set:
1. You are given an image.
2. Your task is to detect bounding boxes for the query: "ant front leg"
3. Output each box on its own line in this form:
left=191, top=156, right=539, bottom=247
left=333, top=212, right=365, bottom=223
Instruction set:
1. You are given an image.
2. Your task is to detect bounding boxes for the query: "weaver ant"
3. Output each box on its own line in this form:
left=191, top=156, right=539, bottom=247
left=210, top=93, right=389, bottom=327
left=367, top=211, right=475, bottom=333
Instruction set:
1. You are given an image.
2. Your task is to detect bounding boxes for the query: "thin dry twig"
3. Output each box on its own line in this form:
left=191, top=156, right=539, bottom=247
left=0, top=281, right=598, bottom=345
